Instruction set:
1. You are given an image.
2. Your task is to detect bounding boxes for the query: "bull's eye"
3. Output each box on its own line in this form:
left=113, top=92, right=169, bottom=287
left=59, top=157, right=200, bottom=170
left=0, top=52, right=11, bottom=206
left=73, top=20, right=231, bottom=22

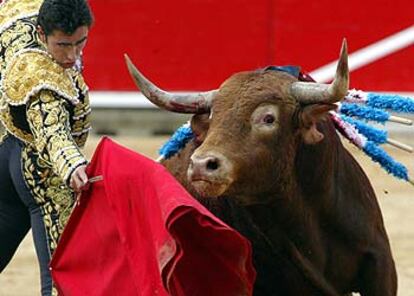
left=251, top=104, right=280, bottom=133
left=263, top=114, right=275, bottom=124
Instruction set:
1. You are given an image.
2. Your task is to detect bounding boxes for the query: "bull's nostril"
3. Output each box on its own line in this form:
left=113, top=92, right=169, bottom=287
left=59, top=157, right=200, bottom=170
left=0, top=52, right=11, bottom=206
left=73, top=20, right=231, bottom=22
left=206, top=159, right=219, bottom=171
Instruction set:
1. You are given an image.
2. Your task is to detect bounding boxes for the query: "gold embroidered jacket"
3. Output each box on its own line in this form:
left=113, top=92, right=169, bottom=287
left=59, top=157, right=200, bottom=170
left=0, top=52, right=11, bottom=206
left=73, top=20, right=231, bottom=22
left=0, top=0, right=91, bottom=185
left=0, top=0, right=92, bottom=252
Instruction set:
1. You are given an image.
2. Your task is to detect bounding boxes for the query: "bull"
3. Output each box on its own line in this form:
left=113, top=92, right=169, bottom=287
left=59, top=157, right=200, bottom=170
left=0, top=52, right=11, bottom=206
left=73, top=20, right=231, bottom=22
left=125, top=40, right=397, bottom=296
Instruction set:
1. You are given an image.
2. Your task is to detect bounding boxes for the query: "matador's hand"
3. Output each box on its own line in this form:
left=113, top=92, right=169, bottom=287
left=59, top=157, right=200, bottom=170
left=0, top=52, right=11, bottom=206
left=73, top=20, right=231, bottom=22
left=70, top=164, right=89, bottom=192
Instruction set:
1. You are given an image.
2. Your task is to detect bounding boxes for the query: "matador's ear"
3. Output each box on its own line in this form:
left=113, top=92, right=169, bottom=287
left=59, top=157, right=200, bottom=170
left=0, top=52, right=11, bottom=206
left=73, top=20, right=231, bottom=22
left=37, top=26, right=46, bottom=43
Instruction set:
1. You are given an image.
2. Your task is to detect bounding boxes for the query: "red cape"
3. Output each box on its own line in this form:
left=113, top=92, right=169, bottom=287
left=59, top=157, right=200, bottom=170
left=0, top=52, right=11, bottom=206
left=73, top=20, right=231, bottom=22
left=50, top=137, right=255, bottom=295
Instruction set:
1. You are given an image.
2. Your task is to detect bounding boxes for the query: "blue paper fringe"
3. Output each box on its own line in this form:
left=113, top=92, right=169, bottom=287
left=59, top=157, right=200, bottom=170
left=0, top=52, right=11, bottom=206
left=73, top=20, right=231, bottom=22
left=340, top=115, right=388, bottom=144
left=158, top=123, right=194, bottom=159
left=363, top=141, right=408, bottom=181
left=340, top=103, right=389, bottom=123
left=367, top=93, right=414, bottom=113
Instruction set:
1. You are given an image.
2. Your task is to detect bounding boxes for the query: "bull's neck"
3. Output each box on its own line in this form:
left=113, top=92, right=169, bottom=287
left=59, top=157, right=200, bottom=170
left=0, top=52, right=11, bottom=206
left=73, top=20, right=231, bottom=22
left=248, top=122, right=341, bottom=229
left=293, top=121, right=339, bottom=201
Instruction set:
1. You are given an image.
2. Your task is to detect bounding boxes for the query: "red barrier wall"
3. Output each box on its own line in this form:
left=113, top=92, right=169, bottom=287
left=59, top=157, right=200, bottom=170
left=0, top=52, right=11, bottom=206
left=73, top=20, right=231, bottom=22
left=84, top=0, right=414, bottom=92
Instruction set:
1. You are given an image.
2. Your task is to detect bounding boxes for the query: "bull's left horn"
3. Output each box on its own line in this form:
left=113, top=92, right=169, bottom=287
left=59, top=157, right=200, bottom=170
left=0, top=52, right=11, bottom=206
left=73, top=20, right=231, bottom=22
left=124, top=54, right=217, bottom=113
left=290, top=39, right=349, bottom=104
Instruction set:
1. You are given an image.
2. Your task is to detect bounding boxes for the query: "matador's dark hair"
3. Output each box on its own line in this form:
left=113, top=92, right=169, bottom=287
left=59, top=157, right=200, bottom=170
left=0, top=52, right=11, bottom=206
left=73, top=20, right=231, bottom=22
left=37, top=0, right=94, bottom=36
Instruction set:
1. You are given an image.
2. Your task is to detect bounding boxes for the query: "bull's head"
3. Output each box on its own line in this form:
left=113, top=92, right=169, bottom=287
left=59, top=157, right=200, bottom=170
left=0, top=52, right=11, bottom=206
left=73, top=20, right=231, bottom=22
left=126, top=40, right=349, bottom=205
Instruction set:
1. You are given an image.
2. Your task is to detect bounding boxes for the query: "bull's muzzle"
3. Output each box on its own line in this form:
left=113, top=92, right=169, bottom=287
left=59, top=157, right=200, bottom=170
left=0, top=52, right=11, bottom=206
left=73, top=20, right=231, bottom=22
left=187, top=152, right=234, bottom=197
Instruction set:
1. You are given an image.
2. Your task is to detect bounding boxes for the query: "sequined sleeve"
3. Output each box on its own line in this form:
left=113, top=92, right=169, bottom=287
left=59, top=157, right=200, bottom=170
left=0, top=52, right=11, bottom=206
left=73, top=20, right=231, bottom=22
left=26, top=90, right=87, bottom=184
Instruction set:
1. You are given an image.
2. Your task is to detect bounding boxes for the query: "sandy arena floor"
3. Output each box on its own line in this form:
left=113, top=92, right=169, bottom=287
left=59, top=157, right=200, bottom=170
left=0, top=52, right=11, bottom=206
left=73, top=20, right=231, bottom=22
left=0, top=134, right=413, bottom=295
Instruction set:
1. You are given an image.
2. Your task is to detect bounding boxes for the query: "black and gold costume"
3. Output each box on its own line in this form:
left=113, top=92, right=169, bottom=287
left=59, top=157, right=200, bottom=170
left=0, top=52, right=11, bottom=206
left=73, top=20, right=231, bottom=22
left=0, top=1, right=91, bottom=294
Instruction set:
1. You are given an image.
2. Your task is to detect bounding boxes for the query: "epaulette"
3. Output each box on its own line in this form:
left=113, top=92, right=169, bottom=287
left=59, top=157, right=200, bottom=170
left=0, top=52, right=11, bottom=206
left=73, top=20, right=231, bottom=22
left=0, top=0, right=43, bottom=34
left=2, top=49, right=79, bottom=106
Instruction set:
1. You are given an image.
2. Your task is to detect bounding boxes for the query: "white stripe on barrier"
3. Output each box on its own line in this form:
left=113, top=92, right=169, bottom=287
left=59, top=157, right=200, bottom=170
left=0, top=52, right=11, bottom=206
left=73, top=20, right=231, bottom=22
left=310, top=25, right=414, bottom=82
left=90, top=91, right=154, bottom=108
left=90, top=91, right=196, bottom=108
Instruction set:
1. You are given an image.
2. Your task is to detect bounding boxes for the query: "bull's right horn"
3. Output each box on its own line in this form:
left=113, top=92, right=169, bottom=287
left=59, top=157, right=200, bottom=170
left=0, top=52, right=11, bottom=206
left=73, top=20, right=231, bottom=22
left=290, top=39, right=349, bottom=104
left=124, top=54, right=217, bottom=113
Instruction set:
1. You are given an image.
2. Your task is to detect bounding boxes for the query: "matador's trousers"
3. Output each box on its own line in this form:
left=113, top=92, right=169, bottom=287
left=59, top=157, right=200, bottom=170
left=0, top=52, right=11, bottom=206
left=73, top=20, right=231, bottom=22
left=0, top=135, right=53, bottom=295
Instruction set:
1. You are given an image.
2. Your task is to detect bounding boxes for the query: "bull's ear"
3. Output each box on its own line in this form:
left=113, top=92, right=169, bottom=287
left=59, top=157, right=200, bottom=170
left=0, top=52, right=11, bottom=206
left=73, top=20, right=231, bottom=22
left=191, top=113, right=210, bottom=144
left=299, top=103, right=337, bottom=144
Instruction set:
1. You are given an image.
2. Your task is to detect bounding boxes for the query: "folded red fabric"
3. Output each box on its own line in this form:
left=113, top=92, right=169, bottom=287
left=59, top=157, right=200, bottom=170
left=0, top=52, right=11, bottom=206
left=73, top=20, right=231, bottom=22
left=50, top=137, right=255, bottom=296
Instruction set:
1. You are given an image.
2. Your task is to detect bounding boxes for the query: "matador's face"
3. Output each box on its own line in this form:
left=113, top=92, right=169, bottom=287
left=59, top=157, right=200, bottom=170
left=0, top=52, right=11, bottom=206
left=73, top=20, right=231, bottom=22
left=38, top=26, right=89, bottom=69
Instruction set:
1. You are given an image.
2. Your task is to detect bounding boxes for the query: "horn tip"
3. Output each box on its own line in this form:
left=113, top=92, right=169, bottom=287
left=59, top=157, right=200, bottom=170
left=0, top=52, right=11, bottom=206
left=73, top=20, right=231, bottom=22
left=124, top=54, right=137, bottom=75
left=124, top=53, right=132, bottom=63
left=338, top=38, right=349, bottom=73
left=340, top=38, right=348, bottom=56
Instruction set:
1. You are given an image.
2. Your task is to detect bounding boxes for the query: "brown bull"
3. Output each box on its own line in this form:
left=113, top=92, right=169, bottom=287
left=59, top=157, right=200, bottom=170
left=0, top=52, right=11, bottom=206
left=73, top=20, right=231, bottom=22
left=125, top=40, right=397, bottom=296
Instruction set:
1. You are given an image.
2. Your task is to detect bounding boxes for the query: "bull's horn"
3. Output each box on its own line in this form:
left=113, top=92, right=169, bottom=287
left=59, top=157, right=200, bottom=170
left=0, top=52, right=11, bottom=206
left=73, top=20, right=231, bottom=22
left=124, top=54, right=217, bottom=113
left=290, top=39, right=349, bottom=104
